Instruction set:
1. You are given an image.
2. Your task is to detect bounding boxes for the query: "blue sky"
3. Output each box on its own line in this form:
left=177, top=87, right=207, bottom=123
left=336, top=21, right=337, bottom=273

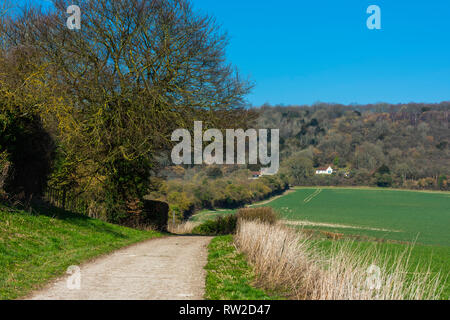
left=14, top=1, right=450, bottom=106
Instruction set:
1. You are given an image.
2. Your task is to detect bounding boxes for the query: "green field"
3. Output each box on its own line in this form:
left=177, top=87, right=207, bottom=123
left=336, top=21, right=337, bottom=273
left=260, top=187, right=450, bottom=299
left=260, top=188, right=450, bottom=246
left=192, top=187, right=450, bottom=299
left=192, top=188, right=450, bottom=246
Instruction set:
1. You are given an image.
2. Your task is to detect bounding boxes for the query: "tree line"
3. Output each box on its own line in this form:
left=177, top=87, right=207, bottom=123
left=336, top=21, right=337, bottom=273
left=258, top=102, right=449, bottom=190
left=0, top=0, right=253, bottom=222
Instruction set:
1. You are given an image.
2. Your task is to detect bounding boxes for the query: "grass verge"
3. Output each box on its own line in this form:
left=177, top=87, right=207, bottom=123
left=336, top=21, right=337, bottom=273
left=0, top=204, right=162, bottom=300
left=204, top=235, right=281, bottom=300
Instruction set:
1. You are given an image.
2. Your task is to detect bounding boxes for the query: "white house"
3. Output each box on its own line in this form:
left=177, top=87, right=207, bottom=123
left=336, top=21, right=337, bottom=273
left=315, top=166, right=334, bottom=175
left=249, top=171, right=262, bottom=180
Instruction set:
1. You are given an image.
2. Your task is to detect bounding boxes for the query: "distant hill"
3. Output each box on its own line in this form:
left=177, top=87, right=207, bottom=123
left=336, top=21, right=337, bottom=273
left=254, top=102, right=449, bottom=189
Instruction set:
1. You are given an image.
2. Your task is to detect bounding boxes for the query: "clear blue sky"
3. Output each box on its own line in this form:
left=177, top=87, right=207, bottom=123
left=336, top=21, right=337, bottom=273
left=14, top=0, right=450, bottom=106
left=193, top=0, right=450, bottom=106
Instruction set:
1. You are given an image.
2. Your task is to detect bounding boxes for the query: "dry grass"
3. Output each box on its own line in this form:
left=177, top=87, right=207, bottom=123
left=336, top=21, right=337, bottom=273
left=235, top=220, right=443, bottom=300
left=168, top=221, right=200, bottom=234
left=237, top=207, right=278, bottom=224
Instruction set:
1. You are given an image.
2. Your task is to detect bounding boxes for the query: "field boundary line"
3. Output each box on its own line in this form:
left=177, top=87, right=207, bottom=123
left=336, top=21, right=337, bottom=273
left=292, top=186, right=450, bottom=195
left=303, top=188, right=322, bottom=203
left=282, top=220, right=402, bottom=233
left=247, top=189, right=295, bottom=207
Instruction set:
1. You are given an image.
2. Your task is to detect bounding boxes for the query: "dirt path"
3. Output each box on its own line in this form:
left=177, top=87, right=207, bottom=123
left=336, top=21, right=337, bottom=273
left=26, top=236, right=212, bottom=300
left=247, top=189, right=295, bottom=207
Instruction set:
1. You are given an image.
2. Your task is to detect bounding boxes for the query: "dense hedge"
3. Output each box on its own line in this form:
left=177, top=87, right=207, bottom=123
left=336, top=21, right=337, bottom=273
left=192, top=215, right=238, bottom=236
left=118, top=200, right=169, bottom=231
left=148, top=168, right=289, bottom=222
left=192, top=207, right=280, bottom=236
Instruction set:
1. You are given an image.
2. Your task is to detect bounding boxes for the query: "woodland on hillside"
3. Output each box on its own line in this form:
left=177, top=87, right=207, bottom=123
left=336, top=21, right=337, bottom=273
left=258, top=102, right=449, bottom=189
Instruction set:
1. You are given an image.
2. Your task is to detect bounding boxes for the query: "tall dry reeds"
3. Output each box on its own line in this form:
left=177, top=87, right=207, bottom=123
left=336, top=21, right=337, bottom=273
left=234, top=220, right=443, bottom=300
left=237, top=207, right=279, bottom=224
left=168, top=221, right=200, bottom=234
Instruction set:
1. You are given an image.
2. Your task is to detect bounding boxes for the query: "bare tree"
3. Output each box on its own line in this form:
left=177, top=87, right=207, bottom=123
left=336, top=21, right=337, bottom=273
left=3, top=0, right=253, bottom=218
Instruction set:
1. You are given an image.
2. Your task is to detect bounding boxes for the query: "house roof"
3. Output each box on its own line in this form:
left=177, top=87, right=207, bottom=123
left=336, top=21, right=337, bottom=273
left=317, top=166, right=333, bottom=170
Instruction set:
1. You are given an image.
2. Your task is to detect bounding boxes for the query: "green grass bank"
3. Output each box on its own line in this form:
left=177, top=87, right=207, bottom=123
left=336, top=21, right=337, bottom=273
left=0, top=204, right=162, bottom=300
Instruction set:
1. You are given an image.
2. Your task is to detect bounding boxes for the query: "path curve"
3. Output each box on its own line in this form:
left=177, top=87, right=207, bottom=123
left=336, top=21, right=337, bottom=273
left=26, top=236, right=212, bottom=300
left=247, top=189, right=295, bottom=207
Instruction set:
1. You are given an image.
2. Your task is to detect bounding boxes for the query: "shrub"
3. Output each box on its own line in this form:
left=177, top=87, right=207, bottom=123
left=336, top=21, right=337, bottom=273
left=118, top=200, right=169, bottom=231
left=0, top=150, right=10, bottom=194
left=236, top=207, right=278, bottom=224
left=168, top=221, right=200, bottom=234
left=191, top=215, right=237, bottom=235
left=0, top=114, right=54, bottom=202
left=438, top=175, right=447, bottom=190
left=206, top=166, right=223, bottom=179
left=374, top=173, right=393, bottom=188
left=104, top=157, right=152, bottom=223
